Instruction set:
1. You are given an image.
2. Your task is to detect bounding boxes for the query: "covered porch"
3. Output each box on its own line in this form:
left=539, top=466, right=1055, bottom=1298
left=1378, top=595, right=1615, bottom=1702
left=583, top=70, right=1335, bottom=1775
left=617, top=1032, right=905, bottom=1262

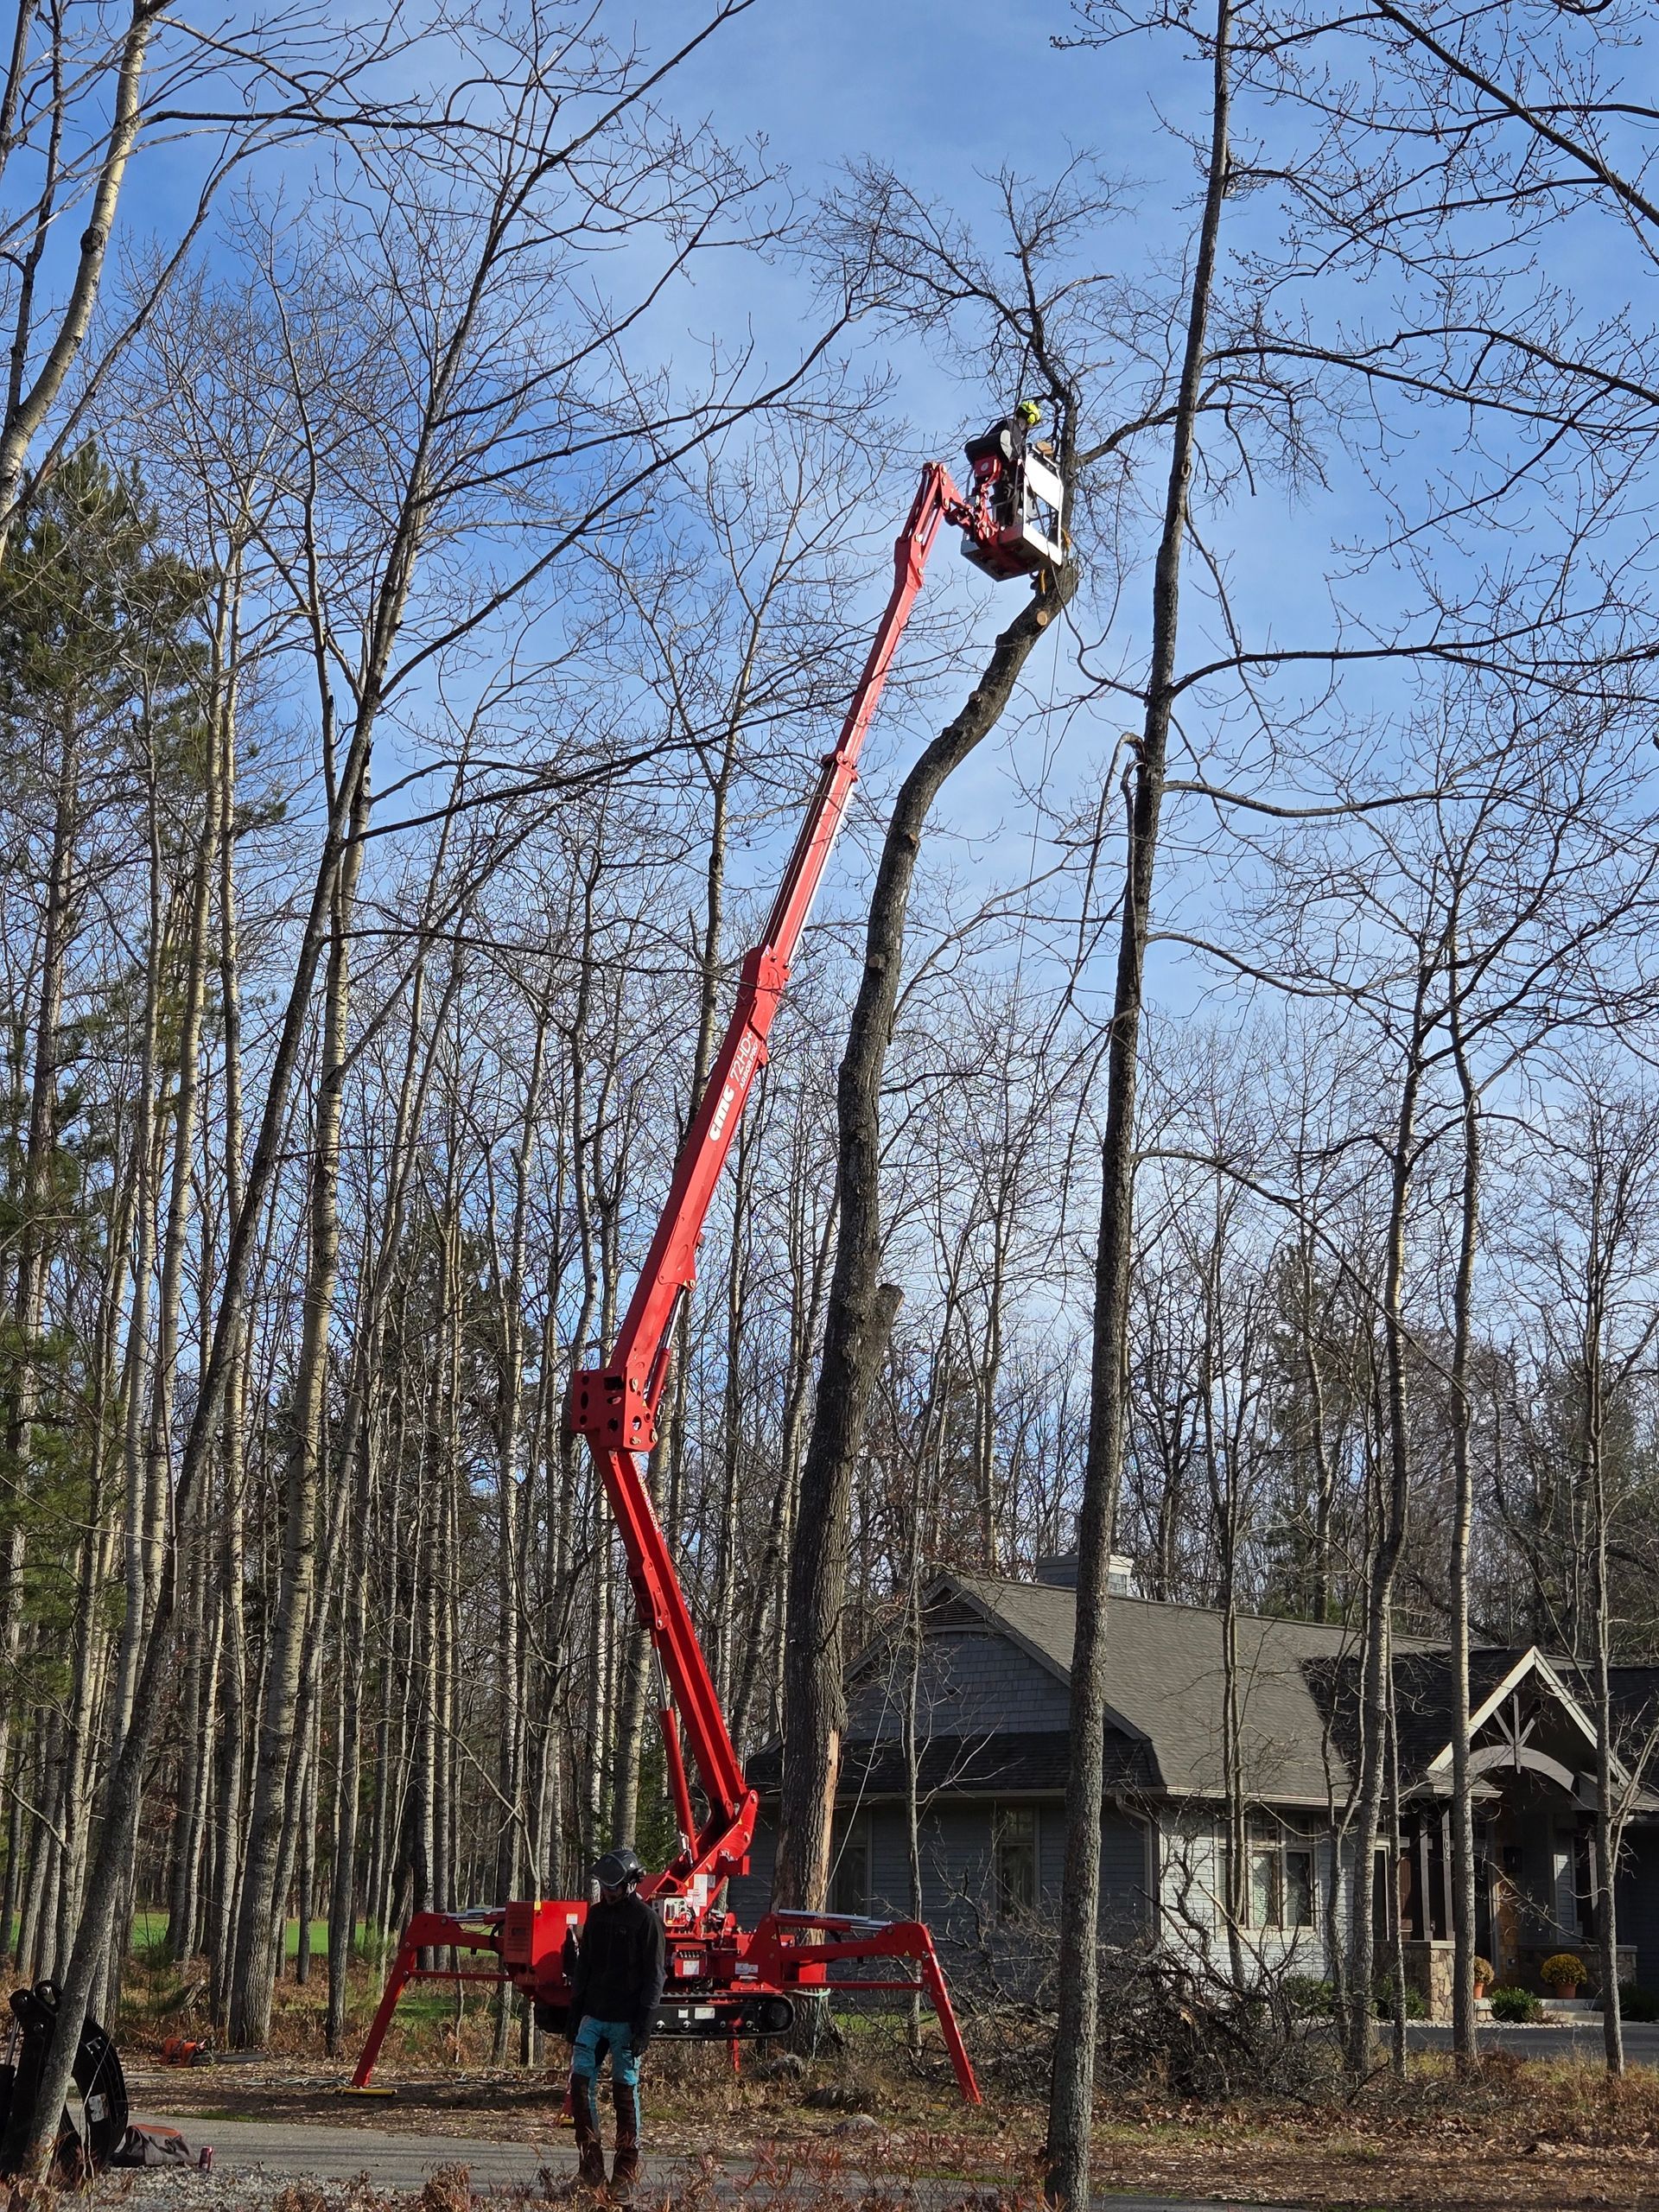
left=1388, top=1656, right=1649, bottom=2017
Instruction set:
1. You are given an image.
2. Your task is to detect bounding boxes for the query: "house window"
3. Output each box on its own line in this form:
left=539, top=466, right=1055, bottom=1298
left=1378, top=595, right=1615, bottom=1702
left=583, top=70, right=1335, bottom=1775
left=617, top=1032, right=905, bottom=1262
left=994, top=1806, right=1038, bottom=1920
left=1240, top=1829, right=1316, bottom=1929
left=1248, top=1842, right=1280, bottom=1929
left=1284, top=1847, right=1315, bottom=1929
left=830, top=1820, right=869, bottom=1917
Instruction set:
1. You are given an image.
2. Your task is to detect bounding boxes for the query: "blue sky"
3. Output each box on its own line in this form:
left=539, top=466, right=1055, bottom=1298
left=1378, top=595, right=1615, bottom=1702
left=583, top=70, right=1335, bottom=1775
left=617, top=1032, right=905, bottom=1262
left=112, top=0, right=1657, bottom=1057
left=627, top=0, right=1344, bottom=1026
left=618, top=3, right=1205, bottom=966
left=645, top=0, right=1659, bottom=1042
left=669, top=0, right=1149, bottom=195
left=655, top=0, right=1190, bottom=454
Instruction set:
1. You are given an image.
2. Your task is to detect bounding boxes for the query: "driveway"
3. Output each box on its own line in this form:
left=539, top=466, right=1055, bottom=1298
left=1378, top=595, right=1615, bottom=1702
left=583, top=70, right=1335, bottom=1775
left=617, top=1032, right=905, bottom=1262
left=1408, top=2018, right=1659, bottom=2064
left=128, top=2113, right=1303, bottom=2211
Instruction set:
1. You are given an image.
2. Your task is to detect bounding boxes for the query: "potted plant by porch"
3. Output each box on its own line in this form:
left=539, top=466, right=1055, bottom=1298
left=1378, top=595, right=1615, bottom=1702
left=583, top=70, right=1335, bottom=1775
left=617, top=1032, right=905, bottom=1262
left=1542, top=1952, right=1587, bottom=1999
left=1472, top=1956, right=1494, bottom=1999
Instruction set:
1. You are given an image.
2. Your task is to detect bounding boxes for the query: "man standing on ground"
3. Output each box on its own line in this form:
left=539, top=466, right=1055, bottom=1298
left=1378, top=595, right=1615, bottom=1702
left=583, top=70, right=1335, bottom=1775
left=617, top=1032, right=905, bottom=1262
left=566, top=1847, right=665, bottom=2195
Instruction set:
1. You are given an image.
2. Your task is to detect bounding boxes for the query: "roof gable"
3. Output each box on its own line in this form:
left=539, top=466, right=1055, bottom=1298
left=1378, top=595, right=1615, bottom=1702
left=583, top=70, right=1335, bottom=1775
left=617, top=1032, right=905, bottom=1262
left=845, top=1608, right=1074, bottom=1742
left=923, top=1574, right=1146, bottom=1726
left=1423, top=1649, right=1599, bottom=1777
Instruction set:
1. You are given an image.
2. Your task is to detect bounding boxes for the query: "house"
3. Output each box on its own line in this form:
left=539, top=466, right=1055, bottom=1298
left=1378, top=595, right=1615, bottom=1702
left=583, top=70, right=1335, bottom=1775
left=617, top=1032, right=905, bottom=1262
left=734, top=1559, right=1659, bottom=2019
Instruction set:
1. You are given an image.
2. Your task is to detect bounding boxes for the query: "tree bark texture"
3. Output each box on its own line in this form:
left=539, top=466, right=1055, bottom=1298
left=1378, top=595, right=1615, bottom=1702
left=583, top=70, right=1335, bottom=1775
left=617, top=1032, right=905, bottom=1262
left=1044, top=3, right=1231, bottom=2196
left=774, top=558, right=1075, bottom=1913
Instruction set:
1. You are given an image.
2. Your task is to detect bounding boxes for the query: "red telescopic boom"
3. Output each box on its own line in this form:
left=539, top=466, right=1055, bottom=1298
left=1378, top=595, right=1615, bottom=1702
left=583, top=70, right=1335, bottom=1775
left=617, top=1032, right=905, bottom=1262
left=351, top=436, right=1065, bottom=2106
left=567, top=461, right=974, bottom=1890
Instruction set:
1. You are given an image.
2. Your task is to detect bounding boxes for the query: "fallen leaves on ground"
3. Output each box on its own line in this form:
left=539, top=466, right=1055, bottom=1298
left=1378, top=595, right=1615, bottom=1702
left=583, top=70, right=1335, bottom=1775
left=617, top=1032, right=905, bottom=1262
left=124, top=2050, right=1659, bottom=2210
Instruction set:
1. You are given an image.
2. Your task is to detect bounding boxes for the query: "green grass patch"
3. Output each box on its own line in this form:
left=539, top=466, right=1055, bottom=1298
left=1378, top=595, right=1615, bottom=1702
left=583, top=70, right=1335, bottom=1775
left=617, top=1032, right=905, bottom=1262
left=125, top=1909, right=366, bottom=1961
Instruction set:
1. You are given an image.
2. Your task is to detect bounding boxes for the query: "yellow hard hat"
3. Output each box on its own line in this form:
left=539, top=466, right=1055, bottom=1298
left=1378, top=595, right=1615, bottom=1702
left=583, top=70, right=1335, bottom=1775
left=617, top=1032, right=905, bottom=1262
left=1015, top=399, right=1041, bottom=426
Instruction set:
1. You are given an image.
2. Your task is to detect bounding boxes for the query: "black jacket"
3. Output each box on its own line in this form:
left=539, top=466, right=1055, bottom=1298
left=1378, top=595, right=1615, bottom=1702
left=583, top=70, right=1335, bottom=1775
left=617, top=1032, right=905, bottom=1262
left=964, top=414, right=1028, bottom=469
left=567, top=1891, right=665, bottom=2043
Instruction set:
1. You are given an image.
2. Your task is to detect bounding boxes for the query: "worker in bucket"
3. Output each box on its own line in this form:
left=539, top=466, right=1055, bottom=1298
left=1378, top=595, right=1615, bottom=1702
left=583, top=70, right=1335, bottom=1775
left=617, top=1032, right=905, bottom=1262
left=963, top=398, right=1044, bottom=525
left=565, top=1846, right=665, bottom=2194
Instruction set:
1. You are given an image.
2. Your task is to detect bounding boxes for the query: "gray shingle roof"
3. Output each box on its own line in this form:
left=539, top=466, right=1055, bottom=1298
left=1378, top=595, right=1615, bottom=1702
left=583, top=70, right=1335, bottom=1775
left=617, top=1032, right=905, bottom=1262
left=942, top=1566, right=1486, bottom=1804
left=750, top=1570, right=1659, bottom=1818
left=942, top=1572, right=1405, bottom=1806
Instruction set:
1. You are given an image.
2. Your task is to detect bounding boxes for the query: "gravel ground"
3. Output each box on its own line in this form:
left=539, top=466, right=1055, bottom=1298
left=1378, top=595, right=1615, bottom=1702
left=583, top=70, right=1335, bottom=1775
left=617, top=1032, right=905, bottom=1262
left=96, top=2177, right=1292, bottom=2212
left=104, top=2115, right=575, bottom=2204
left=102, top=2170, right=325, bottom=2212
left=79, top=2114, right=1294, bottom=2212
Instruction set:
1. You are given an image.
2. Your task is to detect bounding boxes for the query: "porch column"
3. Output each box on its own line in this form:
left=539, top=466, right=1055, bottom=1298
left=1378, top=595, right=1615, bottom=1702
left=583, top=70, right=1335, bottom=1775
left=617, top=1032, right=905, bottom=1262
left=1413, top=1815, right=1431, bottom=1942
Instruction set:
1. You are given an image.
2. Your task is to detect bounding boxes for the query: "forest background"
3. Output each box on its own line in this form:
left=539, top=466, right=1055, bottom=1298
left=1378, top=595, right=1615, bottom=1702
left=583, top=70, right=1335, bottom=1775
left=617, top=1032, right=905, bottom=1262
left=0, top=0, right=1658, bottom=2192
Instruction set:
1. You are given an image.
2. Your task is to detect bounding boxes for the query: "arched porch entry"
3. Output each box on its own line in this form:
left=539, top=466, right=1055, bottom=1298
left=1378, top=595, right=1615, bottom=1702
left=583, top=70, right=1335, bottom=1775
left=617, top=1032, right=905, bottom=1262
left=1397, top=1657, right=1640, bottom=2010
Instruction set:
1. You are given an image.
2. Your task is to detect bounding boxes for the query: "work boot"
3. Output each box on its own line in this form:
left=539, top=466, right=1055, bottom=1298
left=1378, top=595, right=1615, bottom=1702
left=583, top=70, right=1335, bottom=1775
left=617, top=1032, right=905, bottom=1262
left=610, top=2075, right=640, bottom=2196
left=570, top=2075, right=607, bottom=2190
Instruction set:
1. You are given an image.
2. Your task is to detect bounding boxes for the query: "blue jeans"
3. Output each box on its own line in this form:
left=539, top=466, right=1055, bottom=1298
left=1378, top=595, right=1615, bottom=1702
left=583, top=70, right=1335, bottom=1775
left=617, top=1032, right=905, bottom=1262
left=569, top=2016, right=641, bottom=2140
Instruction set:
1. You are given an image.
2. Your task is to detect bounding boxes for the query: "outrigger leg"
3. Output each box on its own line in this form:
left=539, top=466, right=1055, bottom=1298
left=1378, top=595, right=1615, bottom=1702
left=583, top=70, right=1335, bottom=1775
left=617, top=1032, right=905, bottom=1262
left=751, top=1910, right=982, bottom=2104
left=346, top=1910, right=512, bottom=2094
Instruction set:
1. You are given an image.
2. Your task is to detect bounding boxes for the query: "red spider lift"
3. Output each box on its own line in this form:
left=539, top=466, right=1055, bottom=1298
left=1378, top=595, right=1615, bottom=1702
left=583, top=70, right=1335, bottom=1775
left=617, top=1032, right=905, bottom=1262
left=350, top=428, right=1067, bottom=2107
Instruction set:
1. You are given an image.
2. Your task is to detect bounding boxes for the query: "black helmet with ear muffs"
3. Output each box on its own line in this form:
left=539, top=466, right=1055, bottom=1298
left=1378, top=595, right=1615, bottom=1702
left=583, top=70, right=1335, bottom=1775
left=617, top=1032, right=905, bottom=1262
left=591, top=1845, right=645, bottom=1891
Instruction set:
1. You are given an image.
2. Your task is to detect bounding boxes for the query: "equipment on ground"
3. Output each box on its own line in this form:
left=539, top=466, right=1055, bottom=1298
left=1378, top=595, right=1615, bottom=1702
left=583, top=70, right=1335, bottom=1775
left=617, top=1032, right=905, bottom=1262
left=0, top=1979, right=216, bottom=2177
left=350, top=427, right=1069, bottom=2107
left=0, top=1980, right=128, bottom=2178
left=160, top=2033, right=214, bottom=2066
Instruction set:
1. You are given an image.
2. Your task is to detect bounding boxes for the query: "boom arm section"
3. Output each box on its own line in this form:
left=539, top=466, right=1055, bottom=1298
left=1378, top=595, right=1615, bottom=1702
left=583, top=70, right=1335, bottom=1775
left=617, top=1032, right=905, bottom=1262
left=568, top=463, right=971, bottom=1889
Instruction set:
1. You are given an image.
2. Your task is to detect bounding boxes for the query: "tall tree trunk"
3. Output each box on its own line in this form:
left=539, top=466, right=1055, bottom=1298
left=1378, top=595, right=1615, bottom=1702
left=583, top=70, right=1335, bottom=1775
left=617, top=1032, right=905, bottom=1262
left=111, top=743, right=163, bottom=1745
left=733, top=1145, right=834, bottom=1752
left=55, top=1138, right=135, bottom=1979
left=208, top=645, right=250, bottom=2019
left=1, top=708, right=79, bottom=1808
left=433, top=1147, right=463, bottom=1928
left=412, top=1336, right=443, bottom=1948
left=713, top=1107, right=759, bottom=1713
left=327, top=1419, right=371, bottom=2050
left=1342, top=963, right=1430, bottom=2078
left=1045, top=9, right=1230, bottom=2196
left=1386, top=1665, right=1408, bottom=2078
left=2, top=1742, right=23, bottom=1967
left=326, top=950, right=454, bottom=2049
left=609, top=1621, right=651, bottom=1853
left=165, top=1510, right=207, bottom=1962
left=1446, top=934, right=1480, bottom=2071
left=152, top=720, right=218, bottom=1962
left=774, top=562, right=1072, bottom=1914
left=1583, top=1262, right=1624, bottom=2074
left=228, top=776, right=368, bottom=2046
left=0, top=3, right=156, bottom=558
left=294, top=1722, right=318, bottom=1986
left=488, top=1014, right=545, bottom=2055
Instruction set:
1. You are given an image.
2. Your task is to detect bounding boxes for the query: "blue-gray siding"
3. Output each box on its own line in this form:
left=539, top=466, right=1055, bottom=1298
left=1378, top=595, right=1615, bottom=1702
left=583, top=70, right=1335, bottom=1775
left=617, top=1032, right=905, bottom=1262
left=845, top=1627, right=1071, bottom=1741
left=731, top=1797, right=1151, bottom=1980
